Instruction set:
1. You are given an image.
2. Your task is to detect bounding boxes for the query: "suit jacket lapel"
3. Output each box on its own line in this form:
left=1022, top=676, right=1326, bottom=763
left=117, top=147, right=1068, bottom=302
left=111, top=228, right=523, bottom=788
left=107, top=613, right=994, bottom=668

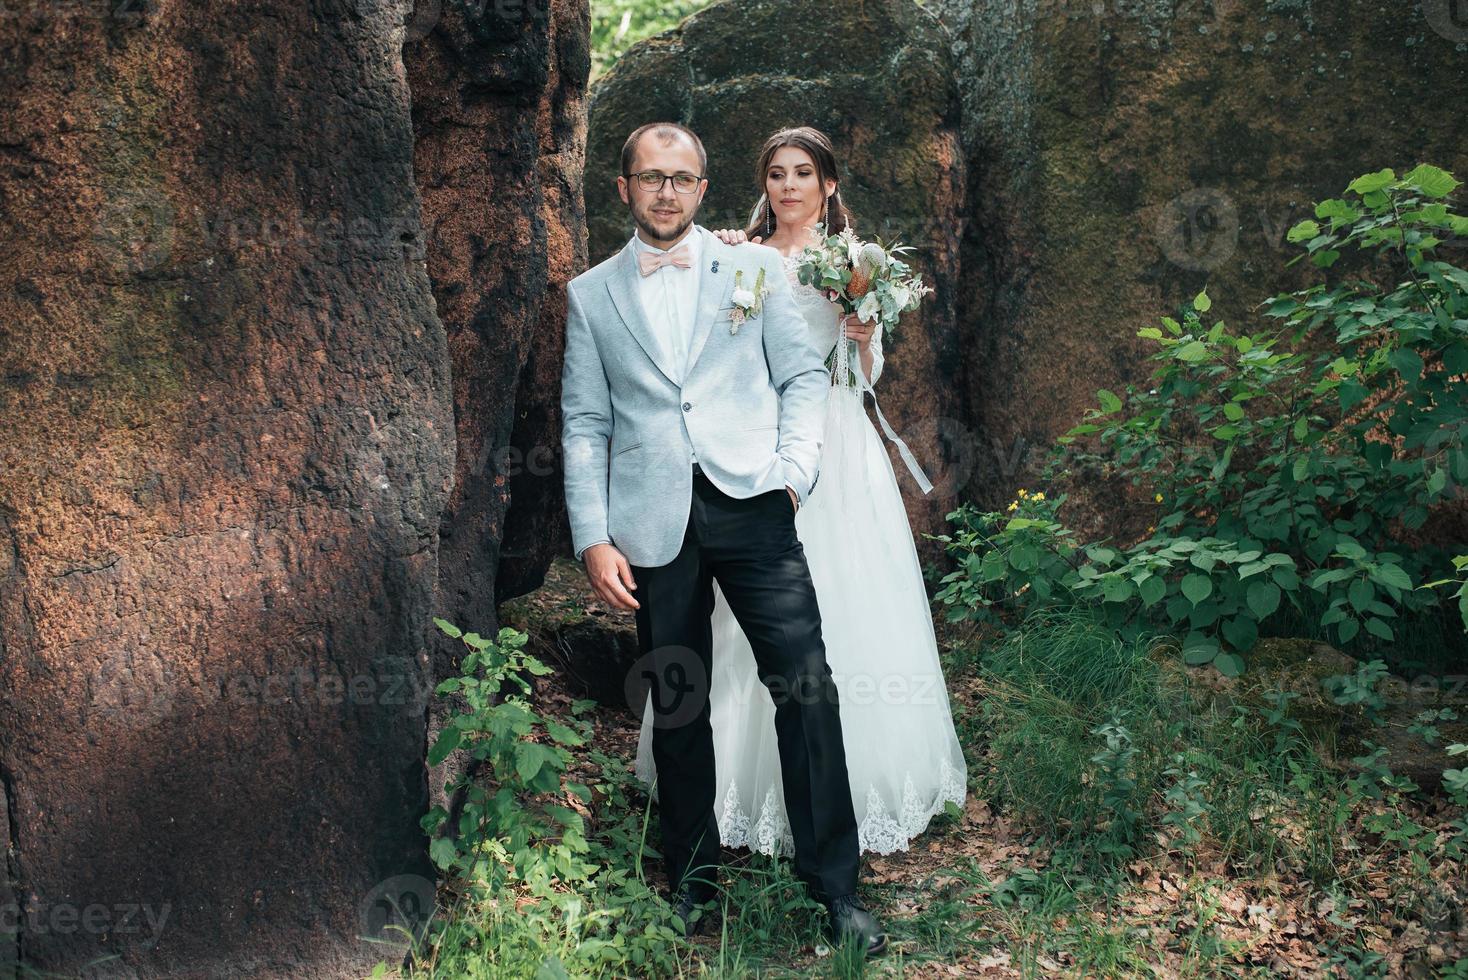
left=605, top=242, right=681, bottom=387
left=686, top=226, right=736, bottom=374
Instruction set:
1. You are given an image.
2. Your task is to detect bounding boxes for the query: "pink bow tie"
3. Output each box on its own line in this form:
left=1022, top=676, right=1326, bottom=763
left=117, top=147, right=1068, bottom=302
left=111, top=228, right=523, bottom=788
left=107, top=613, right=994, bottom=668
left=637, top=244, right=692, bottom=277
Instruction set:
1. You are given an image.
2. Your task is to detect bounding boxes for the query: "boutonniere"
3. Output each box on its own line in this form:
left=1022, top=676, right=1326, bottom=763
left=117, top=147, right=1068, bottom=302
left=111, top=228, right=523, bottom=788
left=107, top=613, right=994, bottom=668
left=728, top=268, right=768, bottom=334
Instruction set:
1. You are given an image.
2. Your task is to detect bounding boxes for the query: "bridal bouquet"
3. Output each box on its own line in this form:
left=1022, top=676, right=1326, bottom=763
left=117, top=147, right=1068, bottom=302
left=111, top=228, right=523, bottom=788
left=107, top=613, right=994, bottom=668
left=794, top=223, right=933, bottom=338
left=793, top=224, right=933, bottom=386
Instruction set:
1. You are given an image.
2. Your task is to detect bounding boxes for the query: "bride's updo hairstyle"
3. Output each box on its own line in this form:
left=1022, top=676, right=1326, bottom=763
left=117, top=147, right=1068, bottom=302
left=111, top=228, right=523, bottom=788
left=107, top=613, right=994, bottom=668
left=742, top=126, right=853, bottom=240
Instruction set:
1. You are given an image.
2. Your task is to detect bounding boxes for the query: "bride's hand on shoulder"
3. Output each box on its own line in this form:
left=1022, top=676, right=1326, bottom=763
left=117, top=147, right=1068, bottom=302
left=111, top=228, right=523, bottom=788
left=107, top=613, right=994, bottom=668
left=712, top=228, right=764, bottom=245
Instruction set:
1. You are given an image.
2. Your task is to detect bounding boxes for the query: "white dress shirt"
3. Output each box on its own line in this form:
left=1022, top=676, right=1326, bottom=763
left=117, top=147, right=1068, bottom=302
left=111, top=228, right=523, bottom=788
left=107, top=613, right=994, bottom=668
left=631, top=229, right=702, bottom=463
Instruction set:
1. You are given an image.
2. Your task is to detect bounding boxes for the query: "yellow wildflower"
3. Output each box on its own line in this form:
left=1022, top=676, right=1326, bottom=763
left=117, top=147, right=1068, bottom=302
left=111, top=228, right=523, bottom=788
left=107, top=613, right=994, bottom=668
left=1007, top=501, right=1018, bottom=512
left=1017, top=488, right=1028, bottom=498
left=1154, top=493, right=1163, bottom=503
left=1033, top=492, right=1045, bottom=501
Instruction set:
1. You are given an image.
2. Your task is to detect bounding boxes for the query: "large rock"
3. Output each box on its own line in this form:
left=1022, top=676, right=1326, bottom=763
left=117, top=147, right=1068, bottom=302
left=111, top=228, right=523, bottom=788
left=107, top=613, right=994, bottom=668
left=404, top=0, right=590, bottom=819
left=408, top=0, right=588, bottom=622
left=586, top=0, right=969, bottom=546
left=0, top=2, right=453, bottom=976
left=931, top=0, right=1468, bottom=539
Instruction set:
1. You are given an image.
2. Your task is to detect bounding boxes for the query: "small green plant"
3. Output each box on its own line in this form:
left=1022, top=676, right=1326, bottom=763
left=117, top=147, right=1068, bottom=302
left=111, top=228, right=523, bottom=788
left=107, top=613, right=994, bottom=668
left=1160, top=753, right=1209, bottom=849
left=411, top=620, right=686, bottom=977
left=929, top=488, right=1080, bottom=626
left=423, top=622, right=591, bottom=883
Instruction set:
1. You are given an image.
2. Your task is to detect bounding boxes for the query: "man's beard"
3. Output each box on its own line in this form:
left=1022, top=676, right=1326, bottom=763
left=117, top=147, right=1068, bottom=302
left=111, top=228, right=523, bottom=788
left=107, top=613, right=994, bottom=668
left=631, top=203, right=696, bottom=246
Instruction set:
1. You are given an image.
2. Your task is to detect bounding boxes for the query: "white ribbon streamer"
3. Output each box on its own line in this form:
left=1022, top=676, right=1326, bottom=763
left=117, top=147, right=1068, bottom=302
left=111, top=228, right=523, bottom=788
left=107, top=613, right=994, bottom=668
left=833, top=317, right=934, bottom=496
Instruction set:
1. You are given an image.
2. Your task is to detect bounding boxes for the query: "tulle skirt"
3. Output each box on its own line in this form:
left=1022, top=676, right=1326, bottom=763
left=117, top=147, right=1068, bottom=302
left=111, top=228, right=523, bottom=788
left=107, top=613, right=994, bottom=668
left=635, top=383, right=968, bottom=856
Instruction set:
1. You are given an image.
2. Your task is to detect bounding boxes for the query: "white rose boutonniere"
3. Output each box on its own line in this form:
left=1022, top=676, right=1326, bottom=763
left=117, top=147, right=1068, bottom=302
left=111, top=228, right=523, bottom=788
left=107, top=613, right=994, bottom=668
left=728, top=267, right=768, bottom=334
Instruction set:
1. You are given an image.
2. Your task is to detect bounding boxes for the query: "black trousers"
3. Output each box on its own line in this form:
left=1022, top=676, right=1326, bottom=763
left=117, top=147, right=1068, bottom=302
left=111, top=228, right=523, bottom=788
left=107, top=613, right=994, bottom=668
left=632, top=465, right=860, bottom=903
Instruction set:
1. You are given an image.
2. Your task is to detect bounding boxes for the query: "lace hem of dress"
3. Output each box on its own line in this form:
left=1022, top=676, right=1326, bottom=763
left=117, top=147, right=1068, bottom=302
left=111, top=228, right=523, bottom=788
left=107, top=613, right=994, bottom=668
left=714, top=755, right=967, bottom=857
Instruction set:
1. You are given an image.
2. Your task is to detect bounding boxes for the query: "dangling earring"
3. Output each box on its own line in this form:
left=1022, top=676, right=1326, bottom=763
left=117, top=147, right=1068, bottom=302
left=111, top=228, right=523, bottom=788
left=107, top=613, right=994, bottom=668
left=825, top=195, right=832, bottom=232
left=765, top=199, right=772, bottom=237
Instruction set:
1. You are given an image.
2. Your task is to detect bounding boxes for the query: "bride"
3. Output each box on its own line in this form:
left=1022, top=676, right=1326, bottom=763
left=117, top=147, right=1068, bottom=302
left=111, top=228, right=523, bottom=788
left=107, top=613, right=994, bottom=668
left=635, top=126, right=968, bottom=858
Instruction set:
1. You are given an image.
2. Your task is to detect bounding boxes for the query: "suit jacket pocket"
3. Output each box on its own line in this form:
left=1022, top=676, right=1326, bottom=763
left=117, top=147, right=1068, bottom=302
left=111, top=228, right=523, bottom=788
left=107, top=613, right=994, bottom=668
left=613, top=441, right=643, bottom=456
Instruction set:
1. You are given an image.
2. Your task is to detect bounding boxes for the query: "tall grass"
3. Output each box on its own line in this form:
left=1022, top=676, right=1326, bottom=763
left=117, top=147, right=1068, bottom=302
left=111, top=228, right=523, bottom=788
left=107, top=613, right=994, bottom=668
left=967, top=605, right=1344, bottom=879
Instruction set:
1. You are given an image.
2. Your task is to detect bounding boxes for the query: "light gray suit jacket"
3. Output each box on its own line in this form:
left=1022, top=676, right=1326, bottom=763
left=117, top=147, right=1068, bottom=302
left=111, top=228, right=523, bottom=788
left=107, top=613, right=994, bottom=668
left=560, top=224, right=829, bottom=568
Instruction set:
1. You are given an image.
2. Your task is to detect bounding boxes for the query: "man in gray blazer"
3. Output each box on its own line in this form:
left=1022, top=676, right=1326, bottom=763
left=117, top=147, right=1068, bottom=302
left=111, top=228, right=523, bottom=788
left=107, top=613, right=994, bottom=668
left=560, top=122, right=885, bottom=956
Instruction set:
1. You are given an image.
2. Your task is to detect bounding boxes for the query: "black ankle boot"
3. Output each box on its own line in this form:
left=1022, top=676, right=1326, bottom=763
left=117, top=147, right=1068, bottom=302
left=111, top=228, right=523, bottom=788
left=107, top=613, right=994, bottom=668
left=668, top=883, right=719, bottom=938
left=825, top=892, right=887, bottom=956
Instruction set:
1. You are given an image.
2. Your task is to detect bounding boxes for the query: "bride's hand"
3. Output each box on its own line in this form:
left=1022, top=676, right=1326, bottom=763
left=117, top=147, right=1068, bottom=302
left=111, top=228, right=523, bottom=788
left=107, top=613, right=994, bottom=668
left=842, top=313, right=876, bottom=345
left=713, top=228, right=749, bottom=245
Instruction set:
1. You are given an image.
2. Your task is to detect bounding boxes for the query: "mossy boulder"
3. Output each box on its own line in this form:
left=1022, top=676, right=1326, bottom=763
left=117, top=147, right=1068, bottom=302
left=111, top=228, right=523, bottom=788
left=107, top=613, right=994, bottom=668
left=931, top=0, right=1468, bottom=540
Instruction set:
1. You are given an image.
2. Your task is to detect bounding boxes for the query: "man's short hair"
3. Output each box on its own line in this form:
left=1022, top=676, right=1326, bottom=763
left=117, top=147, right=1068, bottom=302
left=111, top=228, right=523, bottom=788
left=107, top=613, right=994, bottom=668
left=621, top=123, right=707, bottom=177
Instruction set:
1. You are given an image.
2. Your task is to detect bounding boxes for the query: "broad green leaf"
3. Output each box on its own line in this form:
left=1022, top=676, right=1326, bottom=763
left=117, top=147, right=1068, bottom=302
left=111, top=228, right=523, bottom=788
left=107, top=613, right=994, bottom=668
left=1214, top=652, right=1245, bottom=677
left=1348, top=168, right=1395, bottom=195
left=1364, top=617, right=1395, bottom=641
left=1223, top=402, right=1245, bottom=421
left=1182, top=631, right=1219, bottom=664
left=1389, top=347, right=1424, bottom=381
left=1287, top=219, right=1320, bottom=243
left=1176, top=340, right=1209, bottom=362
left=430, top=836, right=459, bottom=869
left=1348, top=577, right=1374, bottom=612
left=1374, top=563, right=1414, bottom=591
left=1181, top=574, right=1213, bottom=605
left=1403, top=164, right=1459, bottom=198
left=1139, top=574, right=1167, bottom=607
left=1098, top=388, right=1123, bottom=414
left=1222, top=615, right=1258, bottom=651
left=428, top=726, right=463, bottom=766
left=1194, top=290, right=1212, bottom=313
left=1247, top=580, right=1281, bottom=619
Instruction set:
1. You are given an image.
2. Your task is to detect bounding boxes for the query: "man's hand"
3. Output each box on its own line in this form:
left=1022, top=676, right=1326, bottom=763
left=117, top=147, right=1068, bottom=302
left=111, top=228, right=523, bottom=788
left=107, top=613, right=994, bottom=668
left=583, top=542, right=640, bottom=610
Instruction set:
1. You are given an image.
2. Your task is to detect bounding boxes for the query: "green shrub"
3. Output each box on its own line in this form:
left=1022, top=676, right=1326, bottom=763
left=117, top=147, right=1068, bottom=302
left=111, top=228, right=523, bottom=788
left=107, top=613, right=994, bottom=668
left=934, top=165, right=1468, bottom=675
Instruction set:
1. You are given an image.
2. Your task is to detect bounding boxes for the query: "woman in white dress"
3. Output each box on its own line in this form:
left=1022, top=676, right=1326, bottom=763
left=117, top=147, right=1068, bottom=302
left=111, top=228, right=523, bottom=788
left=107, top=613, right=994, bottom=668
left=635, top=126, right=968, bottom=857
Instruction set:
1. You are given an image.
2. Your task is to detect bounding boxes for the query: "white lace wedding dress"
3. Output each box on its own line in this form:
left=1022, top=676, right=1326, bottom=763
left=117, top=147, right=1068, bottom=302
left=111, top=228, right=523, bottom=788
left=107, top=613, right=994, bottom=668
left=634, top=252, right=968, bottom=856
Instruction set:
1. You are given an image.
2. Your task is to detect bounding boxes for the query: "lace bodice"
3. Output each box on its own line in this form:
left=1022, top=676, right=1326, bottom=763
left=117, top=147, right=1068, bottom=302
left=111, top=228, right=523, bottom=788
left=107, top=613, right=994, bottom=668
left=781, top=253, right=883, bottom=387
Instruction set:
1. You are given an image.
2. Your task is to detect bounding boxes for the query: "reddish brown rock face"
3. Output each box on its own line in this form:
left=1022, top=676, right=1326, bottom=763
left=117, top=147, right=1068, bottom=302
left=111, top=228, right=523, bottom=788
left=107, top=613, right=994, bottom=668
left=403, top=0, right=589, bottom=819
left=0, top=3, right=454, bottom=976
left=408, top=0, right=588, bottom=633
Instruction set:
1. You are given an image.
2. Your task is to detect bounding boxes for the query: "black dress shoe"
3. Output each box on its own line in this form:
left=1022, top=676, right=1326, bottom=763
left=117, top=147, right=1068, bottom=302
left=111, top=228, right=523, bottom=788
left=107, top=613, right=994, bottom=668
left=826, top=893, right=887, bottom=957
left=669, top=884, right=719, bottom=937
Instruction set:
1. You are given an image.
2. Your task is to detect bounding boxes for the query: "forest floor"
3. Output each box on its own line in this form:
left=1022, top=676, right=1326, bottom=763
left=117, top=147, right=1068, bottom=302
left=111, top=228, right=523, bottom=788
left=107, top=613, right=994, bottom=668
left=472, top=558, right=1468, bottom=978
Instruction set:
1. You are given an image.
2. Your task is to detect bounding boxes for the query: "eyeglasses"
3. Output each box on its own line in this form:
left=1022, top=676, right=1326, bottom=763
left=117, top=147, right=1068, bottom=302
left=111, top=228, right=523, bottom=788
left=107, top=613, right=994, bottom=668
left=625, top=171, right=704, bottom=194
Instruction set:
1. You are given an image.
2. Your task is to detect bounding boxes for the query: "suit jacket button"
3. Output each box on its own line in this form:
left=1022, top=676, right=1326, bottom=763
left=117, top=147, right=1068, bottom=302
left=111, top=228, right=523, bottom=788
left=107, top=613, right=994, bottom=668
left=682, top=401, right=692, bottom=412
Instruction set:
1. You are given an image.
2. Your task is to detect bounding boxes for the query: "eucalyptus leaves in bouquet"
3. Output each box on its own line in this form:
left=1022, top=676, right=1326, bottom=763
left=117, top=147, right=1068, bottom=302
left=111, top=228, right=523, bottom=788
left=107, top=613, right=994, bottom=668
left=794, top=222, right=933, bottom=384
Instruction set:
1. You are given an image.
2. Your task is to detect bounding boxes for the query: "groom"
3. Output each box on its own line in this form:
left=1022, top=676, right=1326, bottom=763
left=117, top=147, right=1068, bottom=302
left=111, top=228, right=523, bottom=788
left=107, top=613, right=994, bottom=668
left=560, top=122, right=885, bottom=955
